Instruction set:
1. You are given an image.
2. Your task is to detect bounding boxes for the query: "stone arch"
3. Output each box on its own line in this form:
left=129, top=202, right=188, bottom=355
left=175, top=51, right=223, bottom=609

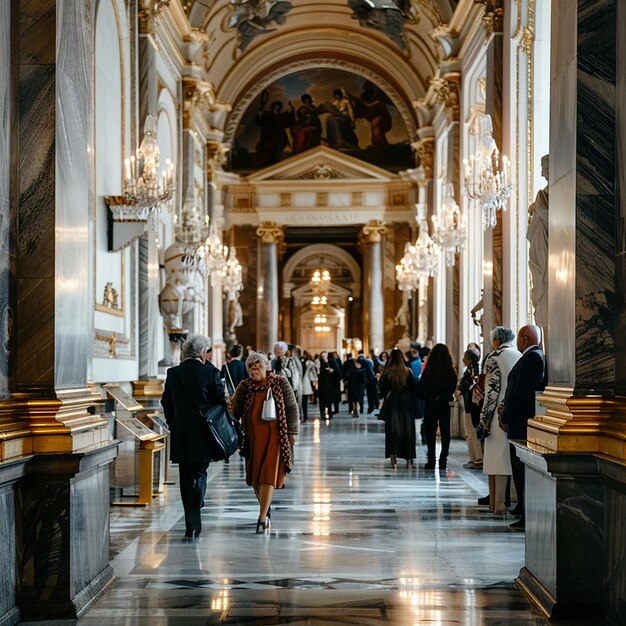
left=282, top=244, right=361, bottom=289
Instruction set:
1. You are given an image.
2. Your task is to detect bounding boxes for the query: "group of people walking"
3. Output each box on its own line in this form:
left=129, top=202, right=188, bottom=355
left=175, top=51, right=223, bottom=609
left=160, top=326, right=545, bottom=539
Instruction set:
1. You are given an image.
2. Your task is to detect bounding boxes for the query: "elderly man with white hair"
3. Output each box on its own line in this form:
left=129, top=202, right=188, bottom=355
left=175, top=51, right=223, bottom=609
left=161, top=334, right=225, bottom=540
left=271, top=341, right=302, bottom=397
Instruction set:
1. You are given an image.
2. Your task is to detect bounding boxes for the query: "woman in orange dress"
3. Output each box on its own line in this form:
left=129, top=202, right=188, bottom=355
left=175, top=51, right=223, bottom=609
left=232, top=351, right=299, bottom=533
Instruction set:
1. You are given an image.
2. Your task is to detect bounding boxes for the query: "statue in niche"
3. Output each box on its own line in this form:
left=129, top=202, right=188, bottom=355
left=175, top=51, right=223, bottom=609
left=227, top=297, right=244, bottom=336
left=347, top=0, right=411, bottom=50
left=527, top=154, right=549, bottom=328
left=102, top=282, right=119, bottom=309
left=229, top=0, right=293, bottom=52
left=470, top=293, right=484, bottom=338
left=394, top=292, right=410, bottom=329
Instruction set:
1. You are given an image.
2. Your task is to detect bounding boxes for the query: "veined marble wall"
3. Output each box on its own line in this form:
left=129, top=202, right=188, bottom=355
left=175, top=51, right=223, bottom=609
left=54, top=1, right=94, bottom=388
left=0, top=1, right=12, bottom=399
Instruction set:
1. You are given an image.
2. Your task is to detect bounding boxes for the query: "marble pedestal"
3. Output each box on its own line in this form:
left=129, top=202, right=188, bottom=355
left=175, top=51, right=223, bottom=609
left=16, top=443, right=118, bottom=620
left=0, top=458, right=30, bottom=626
left=514, top=443, right=626, bottom=625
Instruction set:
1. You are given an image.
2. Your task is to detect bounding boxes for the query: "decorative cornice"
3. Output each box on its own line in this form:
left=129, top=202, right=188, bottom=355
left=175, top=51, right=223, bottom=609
left=474, top=0, right=504, bottom=37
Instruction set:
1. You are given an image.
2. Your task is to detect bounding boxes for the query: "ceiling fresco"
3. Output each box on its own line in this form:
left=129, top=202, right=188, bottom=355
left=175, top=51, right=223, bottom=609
left=229, top=67, right=412, bottom=174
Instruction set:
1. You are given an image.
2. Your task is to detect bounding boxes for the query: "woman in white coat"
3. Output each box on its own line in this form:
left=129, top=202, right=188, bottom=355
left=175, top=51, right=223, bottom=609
left=301, top=351, right=318, bottom=422
left=478, top=327, right=521, bottom=514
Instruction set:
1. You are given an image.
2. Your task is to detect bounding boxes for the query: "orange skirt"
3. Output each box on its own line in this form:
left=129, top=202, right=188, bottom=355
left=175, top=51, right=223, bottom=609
left=245, top=388, right=286, bottom=488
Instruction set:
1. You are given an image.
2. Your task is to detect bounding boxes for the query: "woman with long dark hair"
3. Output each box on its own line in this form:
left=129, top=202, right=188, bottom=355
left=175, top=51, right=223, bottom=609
left=378, top=348, right=419, bottom=468
left=418, top=343, right=457, bottom=471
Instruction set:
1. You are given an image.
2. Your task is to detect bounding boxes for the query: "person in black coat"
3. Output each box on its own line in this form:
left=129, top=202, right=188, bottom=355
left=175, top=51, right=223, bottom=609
left=378, top=348, right=419, bottom=467
left=418, top=343, right=457, bottom=471
left=317, top=351, right=336, bottom=420
left=498, top=324, right=546, bottom=530
left=161, top=334, right=225, bottom=539
left=222, top=343, right=248, bottom=396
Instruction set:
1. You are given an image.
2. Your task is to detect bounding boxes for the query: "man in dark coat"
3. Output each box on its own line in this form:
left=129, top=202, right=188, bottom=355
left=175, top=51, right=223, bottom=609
left=221, top=343, right=248, bottom=396
left=498, top=324, right=546, bottom=531
left=161, top=334, right=225, bottom=539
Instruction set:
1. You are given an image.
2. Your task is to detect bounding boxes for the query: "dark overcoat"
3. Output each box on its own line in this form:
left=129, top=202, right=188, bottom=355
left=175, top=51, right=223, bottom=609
left=379, top=370, right=419, bottom=460
left=161, top=359, right=225, bottom=463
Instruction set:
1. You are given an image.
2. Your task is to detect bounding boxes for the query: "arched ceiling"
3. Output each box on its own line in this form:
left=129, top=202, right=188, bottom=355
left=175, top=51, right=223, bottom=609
left=183, top=1, right=459, bottom=141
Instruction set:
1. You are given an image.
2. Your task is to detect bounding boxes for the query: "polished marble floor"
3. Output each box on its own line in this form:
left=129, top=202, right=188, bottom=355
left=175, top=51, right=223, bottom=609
left=74, top=409, right=580, bottom=625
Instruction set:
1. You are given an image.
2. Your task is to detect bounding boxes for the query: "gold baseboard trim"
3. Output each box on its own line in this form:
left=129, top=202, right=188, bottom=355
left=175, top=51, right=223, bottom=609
left=0, top=387, right=111, bottom=454
left=529, top=387, right=626, bottom=461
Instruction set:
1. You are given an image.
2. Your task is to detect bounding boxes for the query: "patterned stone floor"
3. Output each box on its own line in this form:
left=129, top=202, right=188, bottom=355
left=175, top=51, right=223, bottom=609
left=71, top=409, right=588, bottom=625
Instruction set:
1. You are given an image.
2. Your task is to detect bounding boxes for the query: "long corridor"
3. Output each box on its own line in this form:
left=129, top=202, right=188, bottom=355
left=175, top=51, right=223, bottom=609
left=81, top=410, right=552, bottom=625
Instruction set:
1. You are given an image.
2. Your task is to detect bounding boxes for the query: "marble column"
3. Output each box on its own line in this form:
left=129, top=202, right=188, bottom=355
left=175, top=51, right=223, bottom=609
left=5, top=1, right=115, bottom=618
left=256, top=223, right=283, bottom=353
left=515, top=1, right=626, bottom=622
left=360, top=221, right=386, bottom=354
left=136, top=20, right=160, bottom=382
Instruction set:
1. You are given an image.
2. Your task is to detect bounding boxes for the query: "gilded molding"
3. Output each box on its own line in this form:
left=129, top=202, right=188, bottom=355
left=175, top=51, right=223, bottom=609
left=132, top=378, right=164, bottom=400
left=0, top=387, right=110, bottom=454
left=474, top=0, right=504, bottom=37
left=528, top=386, right=626, bottom=461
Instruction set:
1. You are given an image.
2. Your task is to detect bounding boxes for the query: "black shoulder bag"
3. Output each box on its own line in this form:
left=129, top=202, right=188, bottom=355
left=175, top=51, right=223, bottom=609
left=175, top=368, right=242, bottom=462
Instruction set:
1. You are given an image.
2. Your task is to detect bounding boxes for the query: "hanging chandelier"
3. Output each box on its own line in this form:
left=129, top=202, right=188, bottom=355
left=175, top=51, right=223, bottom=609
left=173, top=196, right=209, bottom=248
left=463, top=113, right=512, bottom=230
left=117, top=115, right=175, bottom=219
left=222, top=244, right=244, bottom=300
left=432, top=181, right=467, bottom=267
left=395, top=219, right=440, bottom=290
left=197, top=221, right=228, bottom=286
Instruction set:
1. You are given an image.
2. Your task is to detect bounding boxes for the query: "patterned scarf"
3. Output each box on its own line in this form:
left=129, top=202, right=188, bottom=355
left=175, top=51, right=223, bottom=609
left=241, top=372, right=293, bottom=472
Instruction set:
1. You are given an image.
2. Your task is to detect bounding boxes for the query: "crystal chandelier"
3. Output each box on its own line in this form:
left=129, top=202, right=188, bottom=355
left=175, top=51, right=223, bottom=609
left=222, top=244, right=244, bottom=300
left=464, top=113, right=512, bottom=230
left=120, top=115, right=175, bottom=218
left=173, top=196, right=209, bottom=248
left=432, top=181, right=467, bottom=266
left=395, top=242, right=421, bottom=292
left=198, top=220, right=228, bottom=285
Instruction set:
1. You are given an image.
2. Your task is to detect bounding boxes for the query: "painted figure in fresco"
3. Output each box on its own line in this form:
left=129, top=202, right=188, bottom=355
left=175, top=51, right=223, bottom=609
left=526, top=154, right=549, bottom=328
left=322, top=88, right=359, bottom=150
left=291, top=94, right=323, bottom=155
left=347, top=0, right=408, bottom=50
left=229, top=0, right=293, bottom=51
left=254, top=90, right=294, bottom=166
left=352, top=81, right=393, bottom=152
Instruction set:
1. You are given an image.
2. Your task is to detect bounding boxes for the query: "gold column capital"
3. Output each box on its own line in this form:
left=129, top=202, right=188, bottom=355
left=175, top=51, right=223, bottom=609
left=412, top=137, right=435, bottom=179
left=431, top=72, right=461, bottom=123
left=207, top=141, right=230, bottom=182
left=183, top=77, right=231, bottom=128
left=256, top=222, right=286, bottom=258
left=138, top=0, right=171, bottom=35
left=358, top=220, right=387, bottom=253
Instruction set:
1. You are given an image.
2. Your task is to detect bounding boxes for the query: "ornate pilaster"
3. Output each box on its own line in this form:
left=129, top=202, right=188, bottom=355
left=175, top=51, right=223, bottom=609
left=207, top=140, right=230, bottom=183
left=412, top=137, right=435, bottom=179
left=359, top=221, right=387, bottom=354
left=182, top=76, right=231, bottom=131
left=256, top=223, right=284, bottom=352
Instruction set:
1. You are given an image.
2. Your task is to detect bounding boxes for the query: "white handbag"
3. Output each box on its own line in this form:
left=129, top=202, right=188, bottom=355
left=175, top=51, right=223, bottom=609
left=262, top=386, right=277, bottom=421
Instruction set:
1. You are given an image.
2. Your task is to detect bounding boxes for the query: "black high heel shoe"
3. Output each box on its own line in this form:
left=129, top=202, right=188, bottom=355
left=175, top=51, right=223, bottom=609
left=256, top=519, right=265, bottom=534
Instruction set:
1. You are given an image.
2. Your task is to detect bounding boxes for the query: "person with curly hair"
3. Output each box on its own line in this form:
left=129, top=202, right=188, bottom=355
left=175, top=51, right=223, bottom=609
left=231, top=352, right=299, bottom=533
